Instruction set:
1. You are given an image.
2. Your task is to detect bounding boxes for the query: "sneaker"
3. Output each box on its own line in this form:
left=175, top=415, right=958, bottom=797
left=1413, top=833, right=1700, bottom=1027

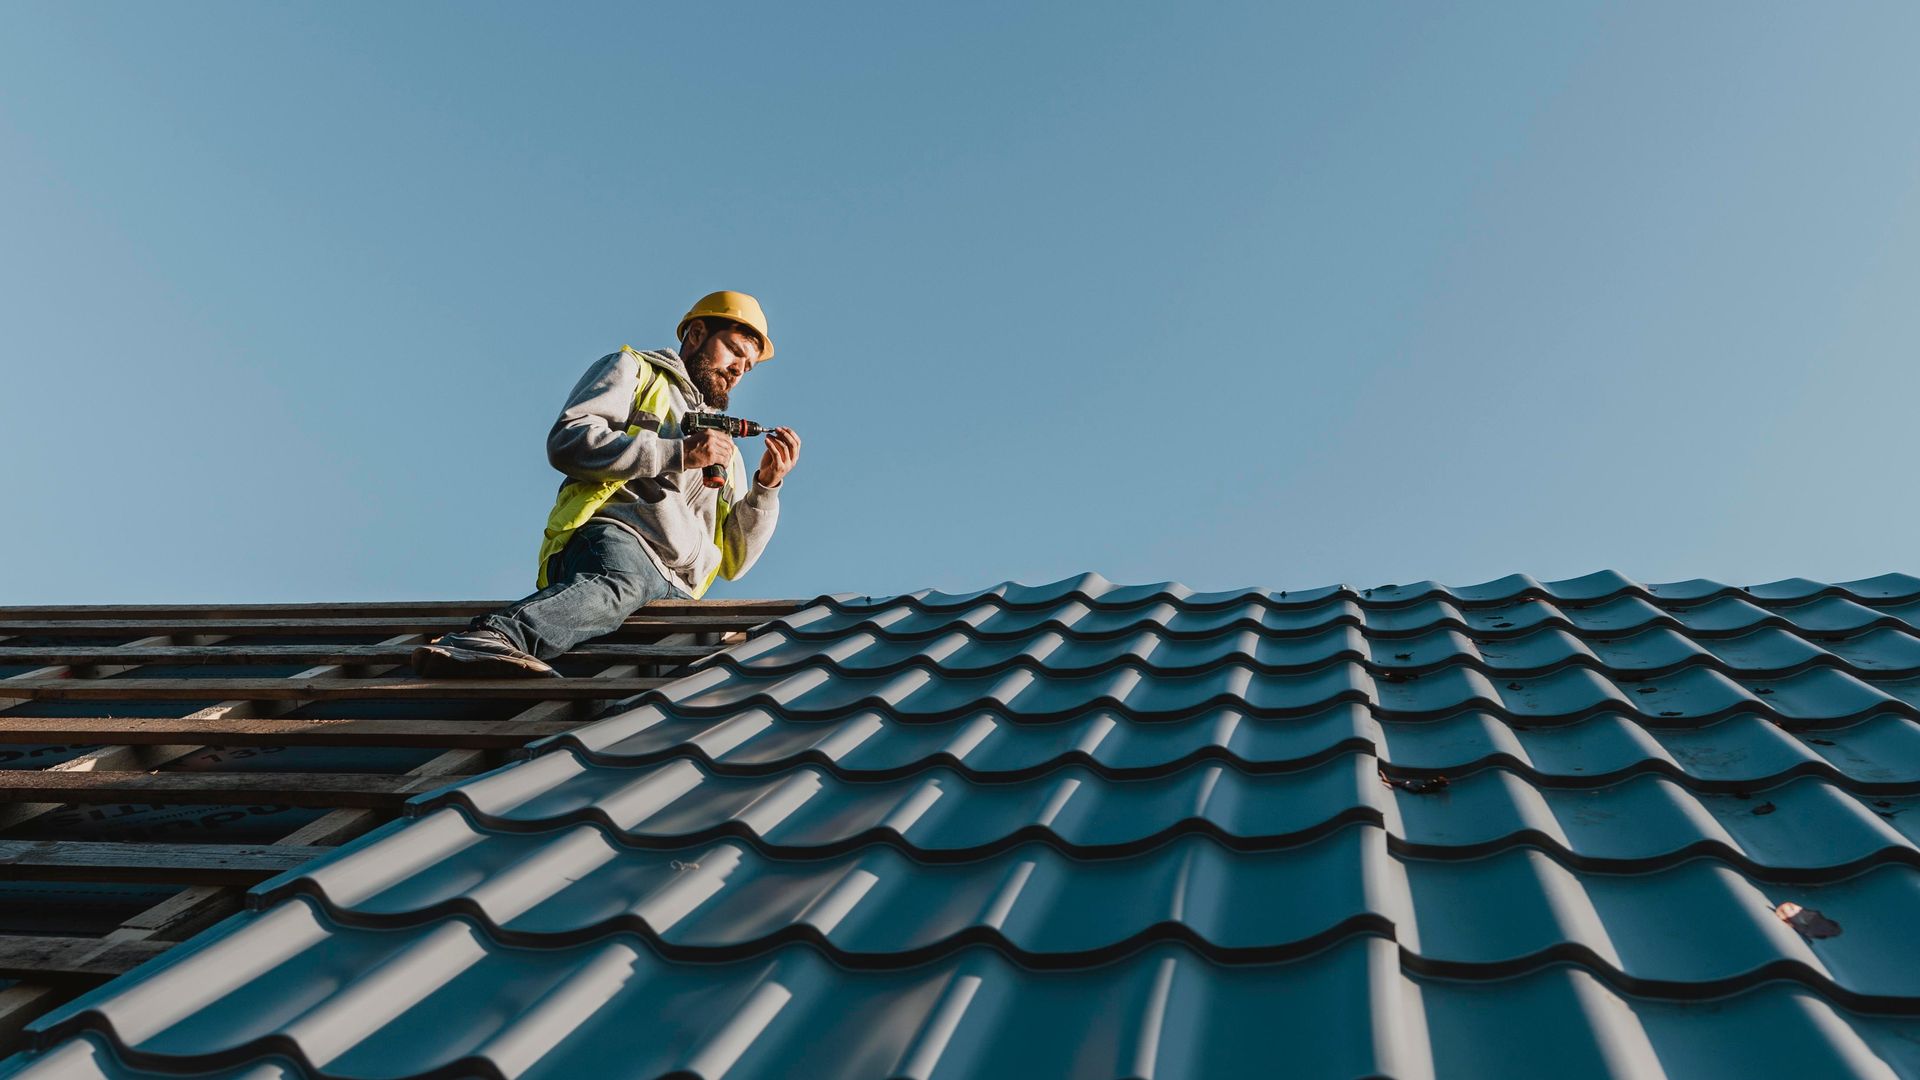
left=411, top=628, right=561, bottom=678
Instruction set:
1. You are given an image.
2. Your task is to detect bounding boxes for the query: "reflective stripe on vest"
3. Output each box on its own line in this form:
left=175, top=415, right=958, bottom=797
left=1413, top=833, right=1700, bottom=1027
left=534, top=346, right=745, bottom=598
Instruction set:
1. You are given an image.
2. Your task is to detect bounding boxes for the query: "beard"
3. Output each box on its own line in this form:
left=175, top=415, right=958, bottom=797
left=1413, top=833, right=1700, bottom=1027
left=686, top=352, right=732, bottom=410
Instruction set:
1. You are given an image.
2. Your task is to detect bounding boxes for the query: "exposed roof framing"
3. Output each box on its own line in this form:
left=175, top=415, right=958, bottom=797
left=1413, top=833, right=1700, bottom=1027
left=0, top=598, right=800, bottom=1054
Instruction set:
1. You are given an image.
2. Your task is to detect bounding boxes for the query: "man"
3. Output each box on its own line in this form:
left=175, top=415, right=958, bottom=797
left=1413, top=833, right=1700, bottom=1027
left=412, top=290, right=801, bottom=678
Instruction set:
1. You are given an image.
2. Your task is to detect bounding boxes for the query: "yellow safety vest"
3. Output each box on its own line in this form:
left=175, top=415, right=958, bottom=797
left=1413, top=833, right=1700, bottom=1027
left=534, top=346, right=747, bottom=598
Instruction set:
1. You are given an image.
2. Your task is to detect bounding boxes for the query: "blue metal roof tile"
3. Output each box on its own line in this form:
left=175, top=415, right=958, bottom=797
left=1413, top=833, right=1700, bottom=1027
left=1684, top=626, right=1834, bottom=671
left=14, top=571, right=1920, bottom=1078
left=550, top=700, right=1382, bottom=776
left=725, top=623, right=1376, bottom=677
left=534, top=700, right=1920, bottom=796
left=385, top=748, right=1920, bottom=878
left=17, top=924, right=1920, bottom=1079
left=420, top=753, right=1386, bottom=854
left=1527, top=570, right=1644, bottom=601
left=1832, top=573, right=1920, bottom=600
left=240, top=816, right=1920, bottom=1004
left=787, top=591, right=1920, bottom=649
left=725, top=620, right=1920, bottom=685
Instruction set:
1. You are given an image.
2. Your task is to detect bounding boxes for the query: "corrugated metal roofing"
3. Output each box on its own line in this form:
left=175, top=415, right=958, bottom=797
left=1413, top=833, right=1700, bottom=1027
left=10, top=571, right=1920, bottom=1079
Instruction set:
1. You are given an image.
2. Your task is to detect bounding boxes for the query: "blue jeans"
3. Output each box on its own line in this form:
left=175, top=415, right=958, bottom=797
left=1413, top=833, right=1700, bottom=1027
left=473, top=520, right=688, bottom=660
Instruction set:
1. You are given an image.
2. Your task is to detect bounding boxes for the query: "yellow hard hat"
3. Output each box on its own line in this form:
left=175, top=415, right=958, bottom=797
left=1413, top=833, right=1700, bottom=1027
left=677, top=290, right=774, bottom=361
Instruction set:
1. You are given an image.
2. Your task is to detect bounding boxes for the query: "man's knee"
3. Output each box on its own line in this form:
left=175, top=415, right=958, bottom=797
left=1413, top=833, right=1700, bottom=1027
left=598, top=569, right=669, bottom=613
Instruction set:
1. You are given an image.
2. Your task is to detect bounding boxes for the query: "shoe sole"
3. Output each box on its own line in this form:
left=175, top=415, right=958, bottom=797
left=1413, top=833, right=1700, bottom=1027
left=411, top=644, right=561, bottom=679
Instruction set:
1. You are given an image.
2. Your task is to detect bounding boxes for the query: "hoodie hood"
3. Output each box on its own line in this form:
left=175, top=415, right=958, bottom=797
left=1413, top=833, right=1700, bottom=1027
left=629, top=346, right=704, bottom=408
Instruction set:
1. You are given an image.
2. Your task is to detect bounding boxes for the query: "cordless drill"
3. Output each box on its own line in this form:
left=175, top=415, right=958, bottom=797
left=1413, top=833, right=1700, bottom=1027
left=681, top=412, right=773, bottom=489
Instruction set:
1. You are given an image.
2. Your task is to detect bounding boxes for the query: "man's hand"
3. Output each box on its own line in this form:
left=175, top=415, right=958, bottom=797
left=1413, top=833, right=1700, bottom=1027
left=683, top=429, right=735, bottom=471
left=754, top=427, right=801, bottom=488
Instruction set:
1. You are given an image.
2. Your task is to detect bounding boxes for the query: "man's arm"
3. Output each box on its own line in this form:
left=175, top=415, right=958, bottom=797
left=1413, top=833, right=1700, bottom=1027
left=719, top=427, right=801, bottom=581
left=545, top=351, right=684, bottom=482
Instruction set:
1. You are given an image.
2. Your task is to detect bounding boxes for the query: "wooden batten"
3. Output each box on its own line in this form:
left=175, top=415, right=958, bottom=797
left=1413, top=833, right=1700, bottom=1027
left=0, top=642, right=716, bottom=668
left=0, top=599, right=803, bottom=620
left=0, top=716, right=581, bottom=748
left=0, top=614, right=776, bottom=637
left=0, top=676, right=672, bottom=701
left=0, top=936, right=172, bottom=981
left=0, top=769, right=462, bottom=809
left=0, top=840, right=329, bottom=885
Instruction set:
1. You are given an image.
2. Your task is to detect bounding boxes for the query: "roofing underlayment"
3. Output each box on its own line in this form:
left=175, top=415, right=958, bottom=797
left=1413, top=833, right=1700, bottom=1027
left=8, top=571, right=1920, bottom=1078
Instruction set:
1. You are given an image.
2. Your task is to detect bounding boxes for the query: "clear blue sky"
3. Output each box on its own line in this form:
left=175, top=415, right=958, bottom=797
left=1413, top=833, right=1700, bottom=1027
left=5, top=3, right=1918, bottom=603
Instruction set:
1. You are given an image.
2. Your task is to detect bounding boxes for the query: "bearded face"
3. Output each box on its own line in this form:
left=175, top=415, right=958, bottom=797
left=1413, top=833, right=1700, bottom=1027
left=687, top=345, right=733, bottom=409
left=682, top=323, right=761, bottom=410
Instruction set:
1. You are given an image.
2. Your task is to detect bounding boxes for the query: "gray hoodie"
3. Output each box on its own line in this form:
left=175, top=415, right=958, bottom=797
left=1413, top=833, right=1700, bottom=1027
left=545, top=347, right=780, bottom=596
